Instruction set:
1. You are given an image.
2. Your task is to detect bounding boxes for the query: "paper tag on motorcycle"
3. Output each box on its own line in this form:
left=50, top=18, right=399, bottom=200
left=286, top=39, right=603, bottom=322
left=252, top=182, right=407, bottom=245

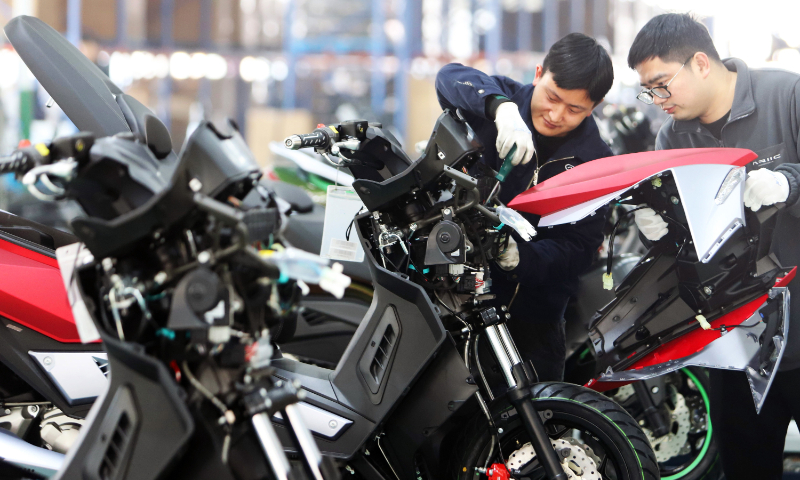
left=321, top=185, right=366, bottom=263
left=55, top=242, right=101, bottom=343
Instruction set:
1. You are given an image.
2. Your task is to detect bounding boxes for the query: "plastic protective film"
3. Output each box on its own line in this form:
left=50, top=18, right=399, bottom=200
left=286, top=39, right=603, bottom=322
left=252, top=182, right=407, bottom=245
left=596, top=287, right=790, bottom=413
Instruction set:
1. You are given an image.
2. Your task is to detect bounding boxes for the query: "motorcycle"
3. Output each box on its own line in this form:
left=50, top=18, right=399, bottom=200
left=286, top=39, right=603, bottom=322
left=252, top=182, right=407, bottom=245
left=0, top=15, right=338, bottom=479
left=277, top=113, right=663, bottom=480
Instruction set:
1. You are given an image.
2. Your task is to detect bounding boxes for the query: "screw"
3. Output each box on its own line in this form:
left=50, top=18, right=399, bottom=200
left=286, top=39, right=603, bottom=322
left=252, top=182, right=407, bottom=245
left=346, top=465, right=355, bottom=475
left=329, top=420, right=338, bottom=429
left=3, top=409, right=9, bottom=415
left=198, top=251, right=211, bottom=264
left=498, top=428, right=504, bottom=434
left=43, top=356, right=53, bottom=366
left=189, top=178, right=203, bottom=192
left=443, top=208, right=452, bottom=215
left=651, top=386, right=659, bottom=394
left=501, top=305, right=507, bottom=312
left=703, top=286, right=713, bottom=295
left=670, top=196, right=680, bottom=205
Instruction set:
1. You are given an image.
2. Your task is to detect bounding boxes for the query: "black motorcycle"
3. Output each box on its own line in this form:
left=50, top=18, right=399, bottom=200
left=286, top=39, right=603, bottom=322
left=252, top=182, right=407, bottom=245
left=276, top=114, right=659, bottom=480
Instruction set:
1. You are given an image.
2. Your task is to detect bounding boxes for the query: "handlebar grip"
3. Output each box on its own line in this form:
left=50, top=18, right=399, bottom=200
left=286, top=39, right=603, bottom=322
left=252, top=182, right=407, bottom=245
left=0, top=146, right=46, bottom=175
left=284, top=131, right=329, bottom=150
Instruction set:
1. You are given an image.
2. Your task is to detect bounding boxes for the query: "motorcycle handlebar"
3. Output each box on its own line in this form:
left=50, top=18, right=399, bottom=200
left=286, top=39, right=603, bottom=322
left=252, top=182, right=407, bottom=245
left=284, top=131, right=330, bottom=150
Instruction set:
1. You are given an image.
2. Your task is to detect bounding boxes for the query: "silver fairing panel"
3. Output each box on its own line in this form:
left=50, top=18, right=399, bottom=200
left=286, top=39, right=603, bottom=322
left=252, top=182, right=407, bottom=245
left=29, top=351, right=109, bottom=405
left=670, top=164, right=746, bottom=263
left=595, top=287, right=789, bottom=413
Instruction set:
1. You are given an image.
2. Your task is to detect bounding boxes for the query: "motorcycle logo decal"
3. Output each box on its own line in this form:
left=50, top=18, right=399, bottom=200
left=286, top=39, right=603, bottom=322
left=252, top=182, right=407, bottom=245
left=749, top=143, right=788, bottom=172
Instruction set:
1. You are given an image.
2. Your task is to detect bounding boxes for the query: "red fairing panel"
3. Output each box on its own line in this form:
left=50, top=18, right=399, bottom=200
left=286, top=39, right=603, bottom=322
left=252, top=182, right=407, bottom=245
left=0, top=238, right=79, bottom=343
left=509, top=148, right=757, bottom=216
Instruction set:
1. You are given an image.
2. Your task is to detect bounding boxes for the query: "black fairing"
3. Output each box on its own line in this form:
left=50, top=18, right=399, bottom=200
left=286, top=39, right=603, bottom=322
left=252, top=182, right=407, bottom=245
left=69, top=136, right=167, bottom=221
left=348, top=111, right=483, bottom=212
left=55, top=328, right=195, bottom=480
left=178, top=120, right=261, bottom=200
left=116, top=94, right=173, bottom=160
left=4, top=16, right=130, bottom=137
left=676, top=206, right=782, bottom=312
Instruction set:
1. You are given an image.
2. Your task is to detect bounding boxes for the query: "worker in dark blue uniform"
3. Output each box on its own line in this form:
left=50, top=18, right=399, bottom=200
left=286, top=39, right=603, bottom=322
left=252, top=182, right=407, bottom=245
left=435, top=33, right=614, bottom=381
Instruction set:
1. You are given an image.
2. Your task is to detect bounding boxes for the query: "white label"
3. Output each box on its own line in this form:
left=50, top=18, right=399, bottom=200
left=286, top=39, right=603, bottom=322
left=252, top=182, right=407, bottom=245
left=321, top=185, right=366, bottom=263
left=55, top=243, right=101, bottom=343
left=328, top=238, right=359, bottom=261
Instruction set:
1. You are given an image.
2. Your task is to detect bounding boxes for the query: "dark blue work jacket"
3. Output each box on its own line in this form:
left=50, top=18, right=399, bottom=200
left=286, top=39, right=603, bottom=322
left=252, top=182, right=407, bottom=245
left=435, top=63, right=613, bottom=323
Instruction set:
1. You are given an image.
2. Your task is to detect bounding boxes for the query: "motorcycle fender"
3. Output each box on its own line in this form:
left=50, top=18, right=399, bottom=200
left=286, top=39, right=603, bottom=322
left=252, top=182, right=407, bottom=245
left=590, top=286, right=790, bottom=413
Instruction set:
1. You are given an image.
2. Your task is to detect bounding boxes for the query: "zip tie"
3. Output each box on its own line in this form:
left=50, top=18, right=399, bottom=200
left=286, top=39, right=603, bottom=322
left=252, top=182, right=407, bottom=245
left=695, top=314, right=711, bottom=330
left=602, top=272, right=613, bottom=290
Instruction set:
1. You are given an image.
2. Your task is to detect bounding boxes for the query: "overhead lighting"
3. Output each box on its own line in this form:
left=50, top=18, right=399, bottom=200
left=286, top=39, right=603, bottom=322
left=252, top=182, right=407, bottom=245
left=271, top=59, right=288, bottom=81
left=154, top=54, right=170, bottom=79
left=189, top=52, right=207, bottom=80
left=205, top=54, right=228, bottom=80
left=170, top=51, right=191, bottom=80
left=240, top=56, right=270, bottom=82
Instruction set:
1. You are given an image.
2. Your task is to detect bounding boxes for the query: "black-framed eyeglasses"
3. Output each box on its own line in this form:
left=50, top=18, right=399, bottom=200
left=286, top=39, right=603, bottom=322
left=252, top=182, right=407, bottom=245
left=636, top=56, right=692, bottom=105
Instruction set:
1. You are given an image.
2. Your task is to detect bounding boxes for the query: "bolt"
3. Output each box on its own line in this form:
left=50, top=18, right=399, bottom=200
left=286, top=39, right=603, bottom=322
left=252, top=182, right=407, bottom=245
left=189, top=178, right=203, bottom=192
left=198, top=251, right=211, bottom=264
left=651, top=386, right=659, bottom=394
left=505, top=313, right=511, bottom=320
left=43, top=356, right=53, bottom=366
left=443, top=208, right=452, bottom=215
left=670, top=196, right=680, bottom=205
left=501, top=305, right=507, bottom=312
left=440, top=232, right=451, bottom=243
left=329, top=420, right=338, bottom=429
left=346, top=465, right=355, bottom=475
left=498, top=427, right=504, bottom=434
left=3, top=409, right=10, bottom=415
left=703, top=286, right=713, bottom=295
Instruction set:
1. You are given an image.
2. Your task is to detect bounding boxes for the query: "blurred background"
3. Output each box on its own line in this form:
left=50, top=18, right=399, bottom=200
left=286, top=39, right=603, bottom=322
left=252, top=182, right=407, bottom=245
left=3, top=0, right=800, bottom=162
left=1, top=0, right=800, bottom=224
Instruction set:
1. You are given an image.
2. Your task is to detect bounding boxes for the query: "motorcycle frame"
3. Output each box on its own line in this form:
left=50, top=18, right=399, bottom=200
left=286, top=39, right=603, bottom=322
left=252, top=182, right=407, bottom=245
left=270, top=209, right=569, bottom=479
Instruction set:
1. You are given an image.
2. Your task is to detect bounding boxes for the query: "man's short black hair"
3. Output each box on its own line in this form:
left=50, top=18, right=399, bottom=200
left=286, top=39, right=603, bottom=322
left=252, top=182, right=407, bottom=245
left=542, top=33, right=614, bottom=104
left=627, top=13, right=721, bottom=69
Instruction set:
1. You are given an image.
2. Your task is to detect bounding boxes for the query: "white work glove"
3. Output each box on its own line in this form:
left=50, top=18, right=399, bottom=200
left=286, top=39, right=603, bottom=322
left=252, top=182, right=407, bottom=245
left=743, top=168, right=790, bottom=211
left=494, top=102, right=535, bottom=166
left=496, top=236, right=520, bottom=270
left=634, top=206, right=669, bottom=241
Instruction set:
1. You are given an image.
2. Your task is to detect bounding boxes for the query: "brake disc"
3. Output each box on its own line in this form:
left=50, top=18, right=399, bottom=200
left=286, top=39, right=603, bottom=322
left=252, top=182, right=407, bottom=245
left=506, top=438, right=602, bottom=480
left=642, top=392, right=691, bottom=462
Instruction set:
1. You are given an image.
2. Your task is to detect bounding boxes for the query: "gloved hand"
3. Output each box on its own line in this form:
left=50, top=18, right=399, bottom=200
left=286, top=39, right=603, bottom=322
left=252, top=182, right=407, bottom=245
left=494, top=103, right=535, bottom=166
left=744, top=168, right=790, bottom=211
left=634, top=206, right=669, bottom=241
left=496, top=236, right=520, bottom=270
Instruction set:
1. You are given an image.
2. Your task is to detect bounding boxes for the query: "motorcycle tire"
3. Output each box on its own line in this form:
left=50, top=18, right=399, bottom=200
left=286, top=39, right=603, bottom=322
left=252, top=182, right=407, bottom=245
left=613, top=368, right=719, bottom=480
left=452, top=382, right=659, bottom=480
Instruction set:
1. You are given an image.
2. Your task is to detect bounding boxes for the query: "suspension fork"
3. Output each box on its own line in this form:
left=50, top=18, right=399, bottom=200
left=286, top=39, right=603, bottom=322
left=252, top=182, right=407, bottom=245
left=484, top=321, right=568, bottom=480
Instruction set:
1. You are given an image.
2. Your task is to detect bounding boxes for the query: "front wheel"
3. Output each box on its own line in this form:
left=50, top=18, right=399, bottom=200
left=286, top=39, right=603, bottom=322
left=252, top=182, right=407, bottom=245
left=452, top=382, right=659, bottom=480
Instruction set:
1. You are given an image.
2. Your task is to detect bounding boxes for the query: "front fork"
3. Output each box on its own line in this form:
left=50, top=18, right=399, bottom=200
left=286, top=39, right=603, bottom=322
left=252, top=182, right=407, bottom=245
left=483, top=322, right=568, bottom=480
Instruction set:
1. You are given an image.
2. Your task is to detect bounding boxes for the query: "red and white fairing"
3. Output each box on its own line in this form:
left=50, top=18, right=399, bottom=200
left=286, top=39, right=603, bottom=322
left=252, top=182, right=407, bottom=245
left=508, top=148, right=792, bottom=412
